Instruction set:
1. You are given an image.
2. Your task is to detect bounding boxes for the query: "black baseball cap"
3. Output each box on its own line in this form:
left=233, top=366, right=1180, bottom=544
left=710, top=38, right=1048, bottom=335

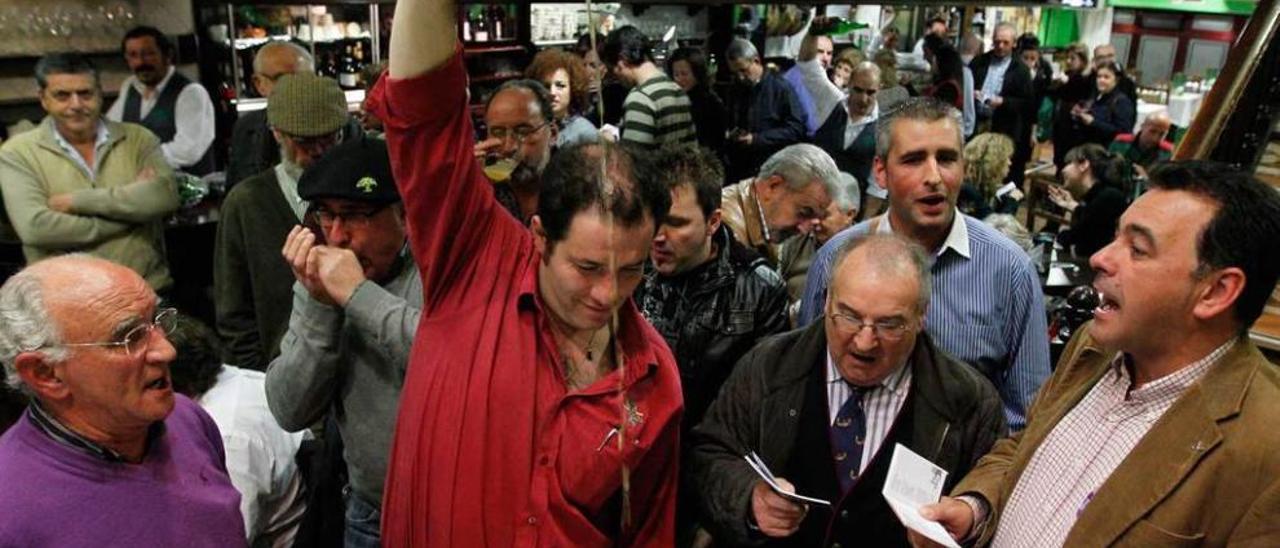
left=298, top=135, right=400, bottom=204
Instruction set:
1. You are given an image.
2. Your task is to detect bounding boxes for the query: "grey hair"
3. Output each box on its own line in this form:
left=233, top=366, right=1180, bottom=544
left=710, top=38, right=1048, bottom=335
left=983, top=213, right=1034, bottom=251
left=832, top=172, right=862, bottom=213
left=34, top=53, right=100, bottom=90
left=758, top=143, right=842, bottom=200
left=0, top=270, right=67, bottom=395
left=850, top=61, right=881, bottom=83
left=993, top=22, right=1017, bottom=37
left=875, top=97, right=963, bottom=160
left=253, top=41, right=315, bottom=74
left=725, top=38, right=759, bottom=63
left=831, top=233, right=933, bottom=312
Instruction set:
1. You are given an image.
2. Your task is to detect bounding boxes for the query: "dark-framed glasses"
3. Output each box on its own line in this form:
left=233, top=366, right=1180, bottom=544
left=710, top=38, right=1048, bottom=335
left=828, top=312, right=911, bottom=341
left=49, top=308, right=178, bottom=356
left=487, top=121, right=550, bottom=143
left=308, top=204, right=389, bottom=230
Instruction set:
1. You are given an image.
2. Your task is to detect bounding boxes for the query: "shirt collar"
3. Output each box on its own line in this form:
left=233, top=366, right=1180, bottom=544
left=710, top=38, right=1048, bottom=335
left=130, top=66, right=177, bottom=96
left=848, top=102, right=880, bottom=126
left=1108, top=338, right=1236, bottom=400
left=876, top=211, right=971, bottom=259
left=50, top=119, right=109, bottom=150
left=826, top=349, right=911, bottom=393
left=27, top=400, right=130, bottom=462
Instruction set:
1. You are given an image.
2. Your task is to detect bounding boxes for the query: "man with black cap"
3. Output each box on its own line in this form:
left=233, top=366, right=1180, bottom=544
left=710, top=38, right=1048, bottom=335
left=214, top=72, right=353, bottom=370
left=265, top=134, right=421, bottom=548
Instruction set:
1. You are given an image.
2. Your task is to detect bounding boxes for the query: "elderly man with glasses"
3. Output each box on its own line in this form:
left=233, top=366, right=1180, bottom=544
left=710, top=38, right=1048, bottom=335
left=0, top=255, right=245, bottom=546
left=474, top=79, right=559, bottom=225
left=266, top=135, right=420, bottom=548
left=215, top=73, right=355, bottom=371
left=689, top=234, right=1004, bottom=547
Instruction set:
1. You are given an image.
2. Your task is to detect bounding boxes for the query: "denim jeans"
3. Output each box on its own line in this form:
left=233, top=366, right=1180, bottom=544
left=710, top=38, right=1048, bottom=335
left=344, top=488, right=382, bottom=548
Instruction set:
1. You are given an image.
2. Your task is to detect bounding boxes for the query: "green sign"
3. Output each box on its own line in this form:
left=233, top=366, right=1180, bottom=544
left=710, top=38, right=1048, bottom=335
left=1108, top=0, right=1256, bottom=16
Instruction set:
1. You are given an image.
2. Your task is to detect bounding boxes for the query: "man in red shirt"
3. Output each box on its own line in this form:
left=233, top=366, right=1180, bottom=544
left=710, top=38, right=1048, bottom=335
left=364, top=0, right=682, bottom=545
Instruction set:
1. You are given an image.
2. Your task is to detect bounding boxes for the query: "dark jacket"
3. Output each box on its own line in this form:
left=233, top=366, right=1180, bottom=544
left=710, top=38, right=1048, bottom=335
left=690, top=320, right=1006, bottom=547
left=225, top=109, right=272, bottom=187
left=634, top=226, right=790, bottom=429
left=1060, top=182, right=1127, bottom=257
left=1049, top=70, right=1096, bottom=168
left=812, top=106, right=876, bottom=194
left=725, top=71, right=808, bottom=181
left=213, top=167, right=298, bottom=369
left=1082, top=90, right=1137, bottom=148
left=971, top=53, right=1035, bottom=145
left=688, top=84, right=729, bottom=156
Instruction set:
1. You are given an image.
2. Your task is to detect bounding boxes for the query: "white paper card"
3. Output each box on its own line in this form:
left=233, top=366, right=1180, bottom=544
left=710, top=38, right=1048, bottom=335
left=882, top=444, right=961, bottom=548
left=743, top=452, right=832, bottom=507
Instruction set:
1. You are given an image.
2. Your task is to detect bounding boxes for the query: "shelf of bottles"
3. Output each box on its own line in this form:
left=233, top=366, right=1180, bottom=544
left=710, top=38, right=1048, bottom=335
left=200, top=4, right=384, bottom=112
left=457, top=2, right=530, bottom=127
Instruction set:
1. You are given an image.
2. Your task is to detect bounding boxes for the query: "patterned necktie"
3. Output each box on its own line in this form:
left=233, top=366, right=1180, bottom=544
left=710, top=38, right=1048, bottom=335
left=832, top=384, right=870, bottom=492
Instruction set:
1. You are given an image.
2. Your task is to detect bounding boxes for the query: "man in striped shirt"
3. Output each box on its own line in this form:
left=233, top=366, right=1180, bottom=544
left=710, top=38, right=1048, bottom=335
left=798, top=98, right=1051, bottom=432
left=603, top=26, right=696, bottom=148
left=691, top=234, right=1005, bottom=547
left=917, top=162, right=1280, bottom=547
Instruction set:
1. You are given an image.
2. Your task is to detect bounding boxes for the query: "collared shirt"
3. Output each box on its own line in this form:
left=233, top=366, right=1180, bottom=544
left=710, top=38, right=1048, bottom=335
left=368, top=49, right=682, bottom=547
left=106, top=66, right=216, bottom=169
left=980, top=55, right=1012, bottom=101
left=825, top=353, right=913, bottom=473
left=992, top=340, right=1234, bottom=548
left=49, top=120, right=111, bottom=179
left=799, top=213, right=1051, bottom=431
left=27, top=399, right=164, bottom=463
left=273, top=163, right=308, bottom=221
left=842, top=103, right=880, bottom=151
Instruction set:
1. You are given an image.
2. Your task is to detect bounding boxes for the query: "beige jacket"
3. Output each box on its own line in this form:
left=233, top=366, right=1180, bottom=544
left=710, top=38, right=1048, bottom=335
left=719, top=178, right=778, bottom=265
left=0, top=118, right=178, bottom=289
left=956, top=327, right=1280, bottom=546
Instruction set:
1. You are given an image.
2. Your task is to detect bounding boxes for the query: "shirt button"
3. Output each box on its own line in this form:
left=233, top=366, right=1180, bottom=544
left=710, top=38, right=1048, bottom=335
left=527, top=516, right=538, bottom=525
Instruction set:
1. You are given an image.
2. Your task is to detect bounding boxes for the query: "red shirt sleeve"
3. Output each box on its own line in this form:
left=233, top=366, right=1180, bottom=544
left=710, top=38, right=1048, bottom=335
left=368, top=50, right=528, bottom=312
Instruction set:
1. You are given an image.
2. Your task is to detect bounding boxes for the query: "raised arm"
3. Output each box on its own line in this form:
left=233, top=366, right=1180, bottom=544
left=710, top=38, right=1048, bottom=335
left=388, top=0, right=457, bottom=80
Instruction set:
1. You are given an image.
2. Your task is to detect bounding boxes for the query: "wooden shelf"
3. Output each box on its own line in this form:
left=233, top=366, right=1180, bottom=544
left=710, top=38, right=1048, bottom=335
left=464, top=44, right=526, bottom=55
left=470, top=71, right=522, bottom=84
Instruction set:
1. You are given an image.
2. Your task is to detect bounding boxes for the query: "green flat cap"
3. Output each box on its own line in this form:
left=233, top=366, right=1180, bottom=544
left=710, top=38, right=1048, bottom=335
left=267, top=73, right=348, bottom=137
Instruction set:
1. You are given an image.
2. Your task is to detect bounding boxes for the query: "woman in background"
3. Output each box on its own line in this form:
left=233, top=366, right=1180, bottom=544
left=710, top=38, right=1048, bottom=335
left=668, top=47, right=728, bottom=156
left=1047, top=143, right=1129, bottom=257
left=1048, top=43, right=1094, bottom=170
left=958, top=132, right=1020, bottom=219
left=1073, top=61, right=1136, bottom=149
left=525, top=49, right=598, bottom=147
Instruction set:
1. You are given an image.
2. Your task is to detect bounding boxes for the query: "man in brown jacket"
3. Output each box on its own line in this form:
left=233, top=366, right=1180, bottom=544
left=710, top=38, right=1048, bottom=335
left=719, top=143, right=840, bottom=265
left=916, top=161, right=1280, bottom=547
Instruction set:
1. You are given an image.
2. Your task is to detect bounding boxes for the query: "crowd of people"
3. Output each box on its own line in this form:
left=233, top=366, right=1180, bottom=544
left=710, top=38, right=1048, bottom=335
left=1, top=3, right=1279, bottom=547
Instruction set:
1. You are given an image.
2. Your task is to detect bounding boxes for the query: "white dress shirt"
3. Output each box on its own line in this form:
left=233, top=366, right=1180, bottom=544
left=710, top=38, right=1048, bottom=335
left=826, top=352, right=913, bottom=473
left=198, top=365, right=309, bottom=548
left=106, top=66, right=216, bottom=170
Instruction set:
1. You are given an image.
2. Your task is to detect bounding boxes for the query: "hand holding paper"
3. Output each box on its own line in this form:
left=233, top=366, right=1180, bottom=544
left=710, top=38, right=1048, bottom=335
left=882, top=444, right=962, bottom=548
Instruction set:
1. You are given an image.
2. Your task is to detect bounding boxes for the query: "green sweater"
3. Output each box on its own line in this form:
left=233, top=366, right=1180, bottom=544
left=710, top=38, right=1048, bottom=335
left=0, top=118, right=178, bottom=289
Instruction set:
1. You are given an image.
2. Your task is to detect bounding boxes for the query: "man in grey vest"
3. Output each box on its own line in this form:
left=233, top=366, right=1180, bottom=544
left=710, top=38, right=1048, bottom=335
left=107, top=26, right=216, bottom=175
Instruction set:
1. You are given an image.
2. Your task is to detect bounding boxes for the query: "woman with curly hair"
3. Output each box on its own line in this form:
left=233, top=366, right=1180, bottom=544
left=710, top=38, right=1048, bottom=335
left=958, top=132, right=1020, bottom=219
left=524, top=48, right=598, bottom=147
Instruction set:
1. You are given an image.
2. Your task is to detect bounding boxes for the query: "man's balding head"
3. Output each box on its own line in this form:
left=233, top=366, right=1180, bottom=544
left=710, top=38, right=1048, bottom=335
left=253, top=41, right=314, bottom=98
left=1139, top=111, right=1173, bottom=150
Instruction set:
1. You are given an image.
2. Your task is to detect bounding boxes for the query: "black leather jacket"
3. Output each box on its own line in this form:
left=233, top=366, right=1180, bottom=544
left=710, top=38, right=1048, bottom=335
left=635, top=226, right=790, bottom=430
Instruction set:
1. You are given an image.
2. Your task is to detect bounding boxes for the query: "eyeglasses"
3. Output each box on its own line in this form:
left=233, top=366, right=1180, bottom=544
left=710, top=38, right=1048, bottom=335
left=487, top=121, right=550, bottom=144
left=828, top=311, right=912, bottom=341
left=281, top=130, right=344, bottom=152
left=308, top=205, right=389, bottom=230
left=48, top=308, right=178, bottom=356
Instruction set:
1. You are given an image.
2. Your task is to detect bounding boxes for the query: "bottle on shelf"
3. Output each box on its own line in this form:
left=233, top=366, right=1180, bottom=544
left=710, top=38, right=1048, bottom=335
left=461, top=6, right=472, bottom=42
left=339, top=45, right=360, bottom=89
left=472, top=7, right=489, bottom=42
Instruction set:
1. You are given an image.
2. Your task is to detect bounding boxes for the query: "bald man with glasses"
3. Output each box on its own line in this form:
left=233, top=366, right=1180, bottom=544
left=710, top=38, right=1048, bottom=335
left=0, top=255, right=244, bottom=546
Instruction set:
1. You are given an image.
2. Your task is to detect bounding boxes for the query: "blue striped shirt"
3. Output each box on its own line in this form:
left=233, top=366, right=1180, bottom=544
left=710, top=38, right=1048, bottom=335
left=798, top=212, right=1051, bottom=431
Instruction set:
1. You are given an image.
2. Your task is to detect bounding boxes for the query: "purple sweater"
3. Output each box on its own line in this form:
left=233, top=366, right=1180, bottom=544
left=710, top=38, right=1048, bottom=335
left=0, top=395, right=246, bottom=547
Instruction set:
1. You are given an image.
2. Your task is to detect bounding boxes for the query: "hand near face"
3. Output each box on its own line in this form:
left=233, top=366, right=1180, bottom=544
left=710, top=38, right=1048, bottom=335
left=282, top=225, right=367, bottom=307
left=751, top=478, right=808, bottom=538
left=909, top=497, right=975, bottom=547
left=474, top=136, right=505, bottom=159
left=1046, top=185, right=1077, bottom=211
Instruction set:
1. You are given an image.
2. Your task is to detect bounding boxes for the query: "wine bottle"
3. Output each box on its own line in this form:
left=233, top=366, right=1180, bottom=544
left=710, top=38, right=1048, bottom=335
left=473, top=7, right=489, bottom=42
left=339, top=45, right=359, bottom=89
